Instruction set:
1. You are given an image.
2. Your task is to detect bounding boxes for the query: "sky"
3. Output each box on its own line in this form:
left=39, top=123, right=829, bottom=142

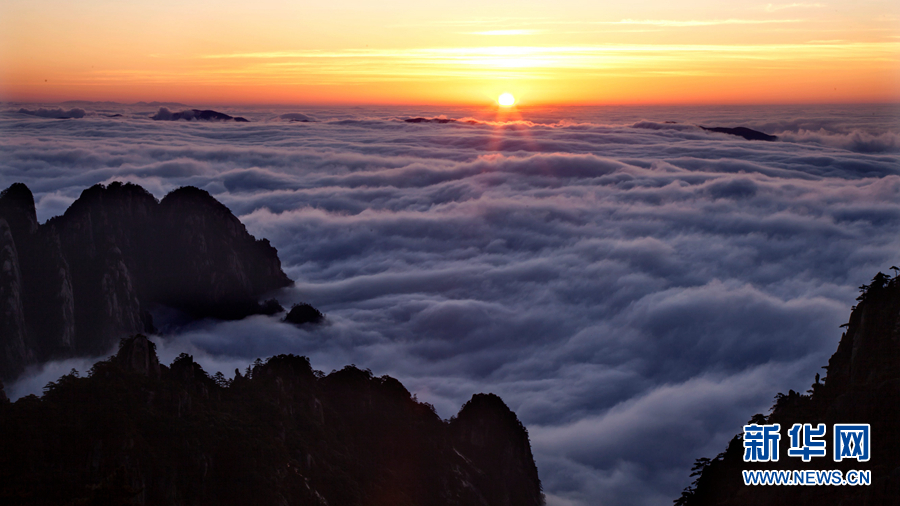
left=2, top=103, right=900, bottom=505
left=1, top=0, right=900, bottom=504
left=1, top=0, right=899, bottom=105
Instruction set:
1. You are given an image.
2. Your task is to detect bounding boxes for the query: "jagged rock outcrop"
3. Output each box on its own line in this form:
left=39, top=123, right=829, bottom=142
left=2, top=182, right=78, bottom=364
left=0, top=185, right=47, bottom=378
left=676, top=271, right=900, bottom=505
left=47, top=182, right=158, bottom=356
left=284, top=303, right=325, bottom=325
left=115, top=334, right=160, bottom=380
left=0, top=183, right=38, bottom=237
left=0, top=336, right=544, bottom=506
left=152, top=187, right=290, bottom=319
left=451, top=394, right=544, bottom=506
left=0, top=182, right=293, bottom=379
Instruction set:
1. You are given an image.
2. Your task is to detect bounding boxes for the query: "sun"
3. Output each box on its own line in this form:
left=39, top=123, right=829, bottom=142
left=498, top=93, right=516, bottom=107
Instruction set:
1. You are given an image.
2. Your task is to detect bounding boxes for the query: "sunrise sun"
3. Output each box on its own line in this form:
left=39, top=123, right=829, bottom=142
left=498, top=93, right=516, bottom=106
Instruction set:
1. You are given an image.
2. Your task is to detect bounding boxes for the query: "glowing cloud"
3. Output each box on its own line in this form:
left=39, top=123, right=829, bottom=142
left=1, top=0, right=897, bottom=104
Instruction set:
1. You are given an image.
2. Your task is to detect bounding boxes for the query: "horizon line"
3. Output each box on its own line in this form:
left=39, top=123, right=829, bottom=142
left=5, top=99, right=900, bottom=109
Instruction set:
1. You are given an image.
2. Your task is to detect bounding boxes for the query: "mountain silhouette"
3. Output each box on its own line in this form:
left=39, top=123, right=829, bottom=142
left=675, top=271, right=900, bottom=505
left=405, top=117, right=457, bottom=124
left=284, top=303, right=325, bottom=325
left=150, top=107, right=249, bottom=122
left=0, top=335, right=544, bottom=506
left=699, top=126, right=778, bottom=141
left=17, top=107, right=87, bottom=119
left=0, top=182, right=294, bottom=380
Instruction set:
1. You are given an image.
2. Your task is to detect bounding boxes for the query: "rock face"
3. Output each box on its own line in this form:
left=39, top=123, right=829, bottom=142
left=0, top=183, right=63, bottom=378
left=451, top=394, right=544, bottom=506
left=114, top=334, right=160, bottom=380
left=0, top=219, right=29, bottom=378
left=676, top=271, right=900, bottom=505
left=152, top=187, right=288, bottom=318
left=0, top=337, right=544, bottom=506
left=0, top=182, right=292, bottom=380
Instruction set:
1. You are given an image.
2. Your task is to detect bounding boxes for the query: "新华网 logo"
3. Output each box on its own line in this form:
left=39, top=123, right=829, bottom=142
left=833, top=424, right=870, bottom=462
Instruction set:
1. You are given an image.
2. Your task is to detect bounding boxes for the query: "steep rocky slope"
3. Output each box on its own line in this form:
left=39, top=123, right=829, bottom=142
left=0, top=335, right=544, bottom=506
left=0, top=182, right=292, bottom=379
left=675, top=272, right=900, bottom=505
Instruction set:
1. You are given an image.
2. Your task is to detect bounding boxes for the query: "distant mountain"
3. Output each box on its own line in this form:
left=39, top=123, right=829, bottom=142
left=402, top=117, right=480, bottom=126
left=0, top=183, right=293, bottom=380
left=699, top=126, right=778, bottom=141
left=150, top=107, right=249, bottom=122
left=279, top=113, right=317, bottom=122
left=0, top=335, right=544, bottom=506
left=55, top=100, right=189, bottom=108
left=17, top=107, right=86, bottom=119
left=675, top=271, right=900, bottom=505
left=405, top=117, right=457, bottom=124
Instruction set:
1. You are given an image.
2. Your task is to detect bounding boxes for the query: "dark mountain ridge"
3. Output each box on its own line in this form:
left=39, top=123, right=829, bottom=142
left=17, top=107, right=87, bottom=119
left=150, top=107, right=249, bottom=122
left=699, top=126, right=778, bottom=141
left=0, top=182, right=293, bottom=380
left=0, top=335, right=544, bottom=506
left=676, top=271, right=900, bottom=505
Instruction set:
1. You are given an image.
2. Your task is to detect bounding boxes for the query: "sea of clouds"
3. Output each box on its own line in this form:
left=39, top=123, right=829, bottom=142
left=2, top=102, right=899, bottom=505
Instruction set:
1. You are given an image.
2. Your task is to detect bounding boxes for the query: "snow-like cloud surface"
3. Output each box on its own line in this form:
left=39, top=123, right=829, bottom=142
left=2, top=103, right=899, bottom=506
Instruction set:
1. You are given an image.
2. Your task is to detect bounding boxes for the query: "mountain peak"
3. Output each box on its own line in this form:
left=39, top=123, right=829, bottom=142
left=0, top=182, right=38, bottom=237
left=0, top=182, right=297, bottom=380
left=114, top=334, right=160, bottom=379
left=452, top=393, right=544, bottom=506
left=0, top=348, right=544, bottom=506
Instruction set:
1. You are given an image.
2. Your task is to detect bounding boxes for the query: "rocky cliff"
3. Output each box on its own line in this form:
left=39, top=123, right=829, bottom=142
left=675, top=271, right=900, bottom=505
left=451, top=394, right=544, bottom=506
left=0, top=182, right=292, bottom=380
left=0, top=335, right=544, bottom=506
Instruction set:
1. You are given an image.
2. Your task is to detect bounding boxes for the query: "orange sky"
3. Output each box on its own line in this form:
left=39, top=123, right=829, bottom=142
left=1, top=0, right=898, bottom=105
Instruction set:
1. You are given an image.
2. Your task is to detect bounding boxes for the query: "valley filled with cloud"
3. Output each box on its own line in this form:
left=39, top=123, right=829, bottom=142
left=2, top=103, right=899, bottom=505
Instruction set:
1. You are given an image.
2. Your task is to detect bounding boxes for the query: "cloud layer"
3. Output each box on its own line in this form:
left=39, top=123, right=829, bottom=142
left=2, top=102, right=899, bottom=505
